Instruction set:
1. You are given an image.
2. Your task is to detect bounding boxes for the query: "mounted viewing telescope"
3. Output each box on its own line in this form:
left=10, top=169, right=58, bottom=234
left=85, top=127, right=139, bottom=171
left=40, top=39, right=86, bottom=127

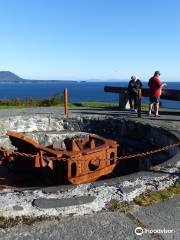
left=104, top=86, right=180, bottom=109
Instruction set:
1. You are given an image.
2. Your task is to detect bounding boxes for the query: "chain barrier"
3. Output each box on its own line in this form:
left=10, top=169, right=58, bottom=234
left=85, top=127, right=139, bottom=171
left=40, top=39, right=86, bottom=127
left=68, top=141, right=180, bottom=162
left=116, top=141, right=179, bottom=161
left=13, top=151, right=36, bottom=158
left=0, top=141, right=179, bottom=163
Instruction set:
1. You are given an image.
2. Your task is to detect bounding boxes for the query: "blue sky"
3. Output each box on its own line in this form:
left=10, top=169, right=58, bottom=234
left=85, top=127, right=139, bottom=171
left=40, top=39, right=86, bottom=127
left=0, top=0, right=179, bottom=81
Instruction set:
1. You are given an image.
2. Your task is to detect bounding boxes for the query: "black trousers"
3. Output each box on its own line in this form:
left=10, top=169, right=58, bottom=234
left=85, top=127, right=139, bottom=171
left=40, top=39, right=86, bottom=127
left=129, top=92, right=138, bottom=109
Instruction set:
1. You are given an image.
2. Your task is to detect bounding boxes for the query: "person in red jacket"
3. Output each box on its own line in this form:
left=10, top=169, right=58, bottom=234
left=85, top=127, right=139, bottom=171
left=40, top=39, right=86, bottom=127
left=148, top=71, right=167, bottom=116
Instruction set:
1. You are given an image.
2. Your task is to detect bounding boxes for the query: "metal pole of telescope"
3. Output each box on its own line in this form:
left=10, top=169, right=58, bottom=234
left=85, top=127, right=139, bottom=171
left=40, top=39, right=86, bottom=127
left=64, top=88, right=68, bottom=115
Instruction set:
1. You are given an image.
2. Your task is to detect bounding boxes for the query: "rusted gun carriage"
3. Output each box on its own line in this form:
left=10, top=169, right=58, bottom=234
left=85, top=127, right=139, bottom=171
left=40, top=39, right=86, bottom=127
left=0, top=131, right=118, bottom=185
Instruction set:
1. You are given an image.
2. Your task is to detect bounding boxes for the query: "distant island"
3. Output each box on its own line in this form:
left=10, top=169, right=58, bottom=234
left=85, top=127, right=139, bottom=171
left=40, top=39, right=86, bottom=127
left=0, top=71, right=77, bottom=83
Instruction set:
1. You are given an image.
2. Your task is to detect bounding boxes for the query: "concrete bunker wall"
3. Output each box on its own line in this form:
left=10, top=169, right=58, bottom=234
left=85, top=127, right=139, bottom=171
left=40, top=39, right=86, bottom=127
left=0, top=115, right=178, bottom=171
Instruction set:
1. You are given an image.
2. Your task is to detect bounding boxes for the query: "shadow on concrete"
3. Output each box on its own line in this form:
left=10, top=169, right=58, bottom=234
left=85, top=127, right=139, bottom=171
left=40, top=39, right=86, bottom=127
left=71, top=107, right=180, bottom=122
left=149, top=117, right=180, bottom=122
left=159, top=110, right=180, bottom=116
left=72, top=110, right=141, bottom=118
left=71, top=107, right=122, bottom=112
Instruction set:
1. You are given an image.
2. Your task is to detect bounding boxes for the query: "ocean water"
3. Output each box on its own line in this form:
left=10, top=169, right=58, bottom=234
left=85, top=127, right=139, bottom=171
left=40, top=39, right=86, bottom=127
left=0, top=81, right=179, bottom=109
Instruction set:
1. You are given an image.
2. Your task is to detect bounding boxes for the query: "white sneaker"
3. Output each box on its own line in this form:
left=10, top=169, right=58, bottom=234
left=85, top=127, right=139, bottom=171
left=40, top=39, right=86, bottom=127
left=148, top=111, right=152, bottom=116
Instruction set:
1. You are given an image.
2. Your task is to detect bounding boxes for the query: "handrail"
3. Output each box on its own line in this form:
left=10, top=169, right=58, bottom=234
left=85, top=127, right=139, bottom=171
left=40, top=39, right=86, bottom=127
left=104, top=86, right=180, bottom=101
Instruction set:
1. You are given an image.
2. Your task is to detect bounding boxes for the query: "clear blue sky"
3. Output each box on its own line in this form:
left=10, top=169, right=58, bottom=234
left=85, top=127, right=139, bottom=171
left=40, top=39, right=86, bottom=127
left=0, top=0, right=179, bottom=81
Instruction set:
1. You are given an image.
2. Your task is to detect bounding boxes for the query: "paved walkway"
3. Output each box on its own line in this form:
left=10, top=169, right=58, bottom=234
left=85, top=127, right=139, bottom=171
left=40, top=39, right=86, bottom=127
left=0, top=106, right=179, bottom=120
left=0, top=195, right=179, bottom=240
left=0, top=105, right=179, bottom=132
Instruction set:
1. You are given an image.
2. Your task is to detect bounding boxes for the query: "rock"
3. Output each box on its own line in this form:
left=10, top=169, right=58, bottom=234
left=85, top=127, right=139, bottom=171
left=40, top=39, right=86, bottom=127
left=32, top=196, right=96, bottom=209
left=13, top=205, right=23, bottom=211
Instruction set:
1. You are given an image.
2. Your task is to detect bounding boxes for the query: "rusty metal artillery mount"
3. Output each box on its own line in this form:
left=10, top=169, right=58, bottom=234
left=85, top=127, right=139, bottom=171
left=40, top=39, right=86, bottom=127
left=0, top=131, right=118, bottom=186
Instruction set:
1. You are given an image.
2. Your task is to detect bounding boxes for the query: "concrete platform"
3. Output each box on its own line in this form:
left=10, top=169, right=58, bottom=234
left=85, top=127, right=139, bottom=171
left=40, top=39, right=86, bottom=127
left=0, top=106, right=179, bottom=124
left=0, top=106, right=179, bottom=239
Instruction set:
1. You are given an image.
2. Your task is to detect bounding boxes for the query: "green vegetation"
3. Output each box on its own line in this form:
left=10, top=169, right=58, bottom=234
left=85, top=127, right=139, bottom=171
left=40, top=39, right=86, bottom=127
left=106, top=184, right=180, bottom=213
left=0, top=215, right=63, bottom=229
left=0, top=98, right=119, bottom=109
left=141, top=104, right=149, bottom=110
left=134, top=183, right=180, bottom=207
left=74, top=102, right=149, bottom=109
left=0, top=93, right=64, bottom=108
left=0, top=94, right=150, bottom=109
left=106, top=199, right=132, bottom=213
left=73, top=101, right=118, bottom=108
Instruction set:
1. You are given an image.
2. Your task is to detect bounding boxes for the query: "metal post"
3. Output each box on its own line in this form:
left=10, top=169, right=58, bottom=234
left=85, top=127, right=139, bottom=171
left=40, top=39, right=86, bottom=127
left=137, top=89, right=141, bottom=118
left=64, top=88, right=68, bottom=115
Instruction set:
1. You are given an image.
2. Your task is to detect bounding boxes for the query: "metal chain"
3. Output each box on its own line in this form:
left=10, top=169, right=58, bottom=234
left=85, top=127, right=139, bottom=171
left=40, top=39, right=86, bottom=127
left=59, top=141, right=180, bottom=162
left=116, top=141, right=180, bottom=161
left=13, top=151, right=36, bottom=158
left=0, top=147, right=36, bottom=159
left=0, top=141, right=179, bottom=163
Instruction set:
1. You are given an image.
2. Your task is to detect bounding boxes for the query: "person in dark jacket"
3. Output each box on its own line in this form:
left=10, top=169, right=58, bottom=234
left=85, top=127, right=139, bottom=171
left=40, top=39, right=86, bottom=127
left=128, top=76, right=142, bottom=111
left=135, top=78, right=143, bottom=90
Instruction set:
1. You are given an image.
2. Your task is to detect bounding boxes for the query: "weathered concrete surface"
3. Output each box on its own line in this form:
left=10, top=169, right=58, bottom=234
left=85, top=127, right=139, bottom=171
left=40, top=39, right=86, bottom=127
left=132, top=195, right=180, bottom=240
left=0, top=212, right=152, bottom=240
left=0, top=197, right=179, bottom=239
left=0, top=171, right=179, bottom=219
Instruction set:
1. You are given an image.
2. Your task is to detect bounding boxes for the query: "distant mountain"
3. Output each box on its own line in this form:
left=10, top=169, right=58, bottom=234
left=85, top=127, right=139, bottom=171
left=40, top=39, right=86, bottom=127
left=0, top=71, right=77, bottom=83
left=0, top=71, right=23, bottom=82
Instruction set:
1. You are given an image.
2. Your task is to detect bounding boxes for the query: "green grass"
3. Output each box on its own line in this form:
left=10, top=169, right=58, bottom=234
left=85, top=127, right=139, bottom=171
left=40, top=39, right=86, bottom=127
left=106, top=184, right=180, bottom=213
left=0, top=105, right=25, bottom=109
left=77, top=102, right=149, bottom=109
left=0, top=215, right=63, bottom=229
left=0, top=96, right=149, bottom=109
left=0, top=102, right=72, bottom=109
left=106, top=199, right=132, bottom=213
left=0, top=93, right=64, bottom=108
left=0, top=100, right=119, bottom=109
left=141, top=104, right=149, bottom=110
left=134, top=183, right=180, bottom=207
left=72, top=101, right=118, bottom=108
